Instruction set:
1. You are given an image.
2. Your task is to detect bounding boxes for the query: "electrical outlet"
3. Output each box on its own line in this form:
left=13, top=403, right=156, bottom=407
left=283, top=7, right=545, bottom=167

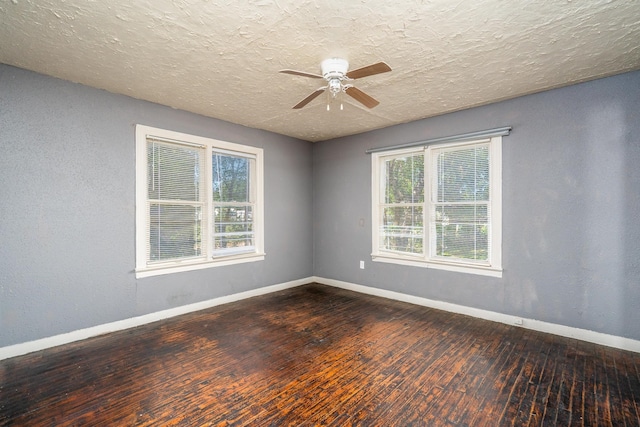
left=360, top=260, right=365, bottom=269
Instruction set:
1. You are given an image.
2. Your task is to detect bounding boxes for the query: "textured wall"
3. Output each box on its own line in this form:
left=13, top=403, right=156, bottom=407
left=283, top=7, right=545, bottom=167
left=0, top=65, right=314, bottom=347
left=313, top=71, right=640, bottom=340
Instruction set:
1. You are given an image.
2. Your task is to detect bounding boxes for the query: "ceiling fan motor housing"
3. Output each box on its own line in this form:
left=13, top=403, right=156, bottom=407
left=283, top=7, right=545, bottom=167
left=321, top=58, right=349, bottom=80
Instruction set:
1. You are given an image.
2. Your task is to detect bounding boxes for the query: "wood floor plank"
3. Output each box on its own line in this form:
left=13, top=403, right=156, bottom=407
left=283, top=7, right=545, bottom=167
left=562, top=341, right=582, bottom=427
left=504, top=331, right=550, bottom=426
left=545, top=338, right=576, bottom=425
left=617, top=348, right=640, bottom=424
left=466, top=333, right=522, bottom=426
left=498, top=347, right=532, bottom=423
left=2, top=283, right=640, bottom=426
left=593, top=345, right=614, bottom=426
left=394, top=320, right=481, bottom=425
left=476, top=334, right=530, bottom=426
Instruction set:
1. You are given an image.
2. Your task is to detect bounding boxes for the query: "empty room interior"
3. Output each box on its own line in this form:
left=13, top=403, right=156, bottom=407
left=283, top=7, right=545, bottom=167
left=1, top=1, right=640, bottom=425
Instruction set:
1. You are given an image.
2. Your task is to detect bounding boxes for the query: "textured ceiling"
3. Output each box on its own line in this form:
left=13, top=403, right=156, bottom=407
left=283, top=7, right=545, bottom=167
left=1, top=0, right=639, bottom=142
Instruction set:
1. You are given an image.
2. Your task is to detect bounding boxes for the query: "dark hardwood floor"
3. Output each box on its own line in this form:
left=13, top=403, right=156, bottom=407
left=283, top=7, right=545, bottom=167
left=1, top=283, right=639, bottom=426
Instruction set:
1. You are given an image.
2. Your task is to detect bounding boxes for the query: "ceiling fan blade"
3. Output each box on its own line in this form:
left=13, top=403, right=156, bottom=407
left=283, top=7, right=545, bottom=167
left=346, top=62, right=392, bottom=80
left=345, top=86, right=380, bottom=108
left=279, top=69, right=324, bottom=79
left=293, top=87, right=326, bottom=109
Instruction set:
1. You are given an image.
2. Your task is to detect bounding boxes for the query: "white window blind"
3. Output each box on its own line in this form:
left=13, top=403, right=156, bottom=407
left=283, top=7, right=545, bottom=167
left=147, top=140, right=206, bottom=263
left=430, top=143, right=490, bottom=264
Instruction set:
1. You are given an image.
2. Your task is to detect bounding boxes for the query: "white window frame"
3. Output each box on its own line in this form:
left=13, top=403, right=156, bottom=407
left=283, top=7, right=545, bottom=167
left=371, top=136, right=502, bottom=277
left=135, top=125, right=264, bottom=278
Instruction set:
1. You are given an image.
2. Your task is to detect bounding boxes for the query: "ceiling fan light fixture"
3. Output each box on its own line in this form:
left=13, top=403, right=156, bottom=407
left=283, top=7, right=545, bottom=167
left=329, top=78, right=341, bottom=95
left=321, top=58, right=349, bottom=80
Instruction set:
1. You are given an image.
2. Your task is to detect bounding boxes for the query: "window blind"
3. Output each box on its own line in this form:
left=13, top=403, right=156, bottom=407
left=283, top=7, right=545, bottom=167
left=430, top=143, right=490, bottom=263
left=147, top=140, right=206, bottom=263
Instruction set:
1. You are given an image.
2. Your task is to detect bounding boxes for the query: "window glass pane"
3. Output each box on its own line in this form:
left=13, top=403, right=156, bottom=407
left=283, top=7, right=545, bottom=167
left=212, top=153, right=252, bottom=202
left=384, top=154, right=424, bottom=204
left=381, top=206, right=423, bottom=254
left=214, top=206, right=254, bottom=253
left=147, top=142, right=202, bottom=201
left=434, top=204, right=489, bottom=261
left=437, top=145, right=489, bottom=203
left=149, top=204, right=202, bottom=262
left=212, top=152, right=256, bottom=256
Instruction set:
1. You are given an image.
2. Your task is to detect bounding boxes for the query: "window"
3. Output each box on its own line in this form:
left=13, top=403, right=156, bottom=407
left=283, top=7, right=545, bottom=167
left=135, top=125, right=264, bottom=278
left=372, top=136, right=502, bottom=277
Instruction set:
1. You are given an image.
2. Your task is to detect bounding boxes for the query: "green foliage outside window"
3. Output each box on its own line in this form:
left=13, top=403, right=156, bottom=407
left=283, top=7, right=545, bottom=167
left=212, top=153, right=254, bottom=251
left=382, top=153, right=424, bottom=254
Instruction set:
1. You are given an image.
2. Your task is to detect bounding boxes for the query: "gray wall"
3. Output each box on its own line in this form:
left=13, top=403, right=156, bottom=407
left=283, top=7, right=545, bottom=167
left=313, top=71, right=640, bottom=341
left=0, top=64, right=314, bottom=347
left=2, top=63, right=639, bottom=348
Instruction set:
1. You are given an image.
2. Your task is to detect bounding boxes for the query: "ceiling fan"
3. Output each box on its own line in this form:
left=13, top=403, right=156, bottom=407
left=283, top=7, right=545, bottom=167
left=279, top=58, right=391, bottom=110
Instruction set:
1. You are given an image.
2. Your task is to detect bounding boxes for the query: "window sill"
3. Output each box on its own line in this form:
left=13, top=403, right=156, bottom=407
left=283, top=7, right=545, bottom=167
left=371, top=253, right=502, bottom=278
left=135, top=253, right=266, bottom=279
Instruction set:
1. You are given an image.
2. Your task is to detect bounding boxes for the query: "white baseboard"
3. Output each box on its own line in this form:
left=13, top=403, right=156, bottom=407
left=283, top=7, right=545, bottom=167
left=312, top=276, right=640, bottom=354
left=4, top=275, right=639, bottom=360
left=0, top=277, right=311, bottom=361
